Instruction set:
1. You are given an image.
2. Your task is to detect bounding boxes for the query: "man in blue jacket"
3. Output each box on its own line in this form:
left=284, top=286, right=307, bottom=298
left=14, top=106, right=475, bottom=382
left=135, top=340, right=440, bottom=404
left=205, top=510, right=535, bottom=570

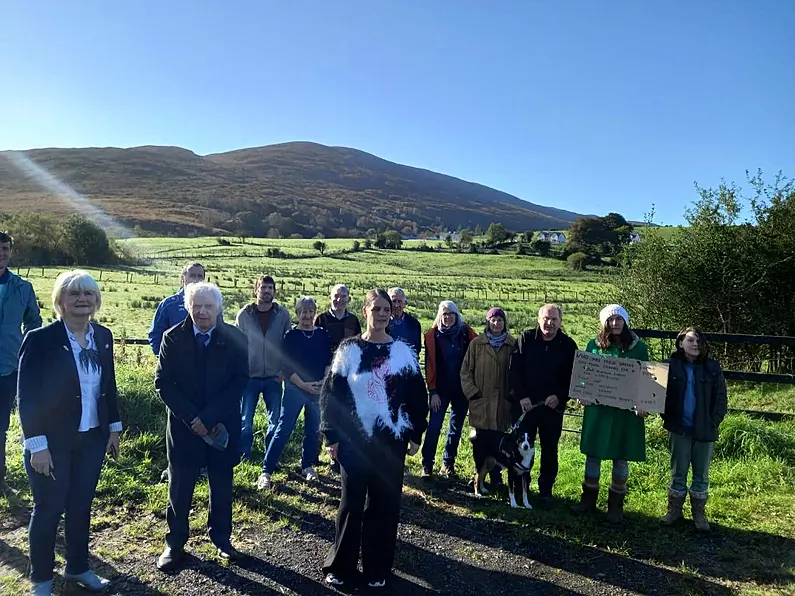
left=0, top=231, right=42, bottom=496
left=148, top=262, right=206, bottom=356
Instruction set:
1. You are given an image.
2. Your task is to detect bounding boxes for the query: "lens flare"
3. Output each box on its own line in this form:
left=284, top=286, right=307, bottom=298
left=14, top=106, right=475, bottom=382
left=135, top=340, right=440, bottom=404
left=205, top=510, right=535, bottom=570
left=5, top=151, right=134, bottom=239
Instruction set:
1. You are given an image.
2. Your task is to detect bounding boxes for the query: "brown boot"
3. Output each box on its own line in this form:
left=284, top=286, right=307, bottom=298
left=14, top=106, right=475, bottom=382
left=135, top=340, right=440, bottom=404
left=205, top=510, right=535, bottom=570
left=659, top=490, right=686, bottom=525
left=571, top=482, right=599, bottom=514
left=605, top=489, right=625, bottom=524
left=690, top=491, right=710, bottom=532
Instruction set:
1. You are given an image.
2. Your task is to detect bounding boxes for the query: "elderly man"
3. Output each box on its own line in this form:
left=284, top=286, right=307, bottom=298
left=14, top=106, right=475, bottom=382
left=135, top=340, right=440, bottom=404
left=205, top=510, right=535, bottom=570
left=314, top=283, right=361, bottom=353
left=148, top=262, right=206, bottom=356
left=0, top=231, right=42, bottom=497
left=387, top=287, right=422, bottom=356
left=235, top=275, right=291, bottom=484
left=155, top=282, right=248, bottom=571
left=509, top=304, right=577, bottom=505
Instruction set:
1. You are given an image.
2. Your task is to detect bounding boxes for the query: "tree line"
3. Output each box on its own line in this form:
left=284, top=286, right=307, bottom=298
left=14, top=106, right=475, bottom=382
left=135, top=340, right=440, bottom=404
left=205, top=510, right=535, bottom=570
left=0, top=212, right=117, bottom=266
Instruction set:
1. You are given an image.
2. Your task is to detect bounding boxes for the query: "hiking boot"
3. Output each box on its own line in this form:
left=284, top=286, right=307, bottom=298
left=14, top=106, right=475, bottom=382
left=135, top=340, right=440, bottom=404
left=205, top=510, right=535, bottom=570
left=605, top=488, right=625, bottom=524
left=256, top=472, right=272, bottom=490
left=572, top=483, right=599, bottom=514
left=659, top=490, right=686, bottom=525
left=303, top=467, right=319, bottom=482
left=63, top=569, right=111, bottom=591
left=690, top=491, right=710, bottom=532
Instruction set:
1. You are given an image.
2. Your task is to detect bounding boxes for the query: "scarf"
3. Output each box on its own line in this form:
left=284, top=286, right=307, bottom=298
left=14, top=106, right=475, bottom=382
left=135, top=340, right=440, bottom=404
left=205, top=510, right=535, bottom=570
left=487, top=330, right=508, bottom=350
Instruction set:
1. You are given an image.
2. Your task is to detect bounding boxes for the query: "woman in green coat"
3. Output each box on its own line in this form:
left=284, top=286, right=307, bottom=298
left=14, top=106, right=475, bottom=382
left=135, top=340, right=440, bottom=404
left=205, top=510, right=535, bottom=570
left=573, top=304, right=649, bottom=523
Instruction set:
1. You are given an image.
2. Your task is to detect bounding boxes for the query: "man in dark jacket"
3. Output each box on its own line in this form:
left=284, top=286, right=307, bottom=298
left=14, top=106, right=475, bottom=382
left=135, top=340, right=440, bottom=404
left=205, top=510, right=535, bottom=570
left=387, top=287, right=422, bottom=356
left=0, top=231, right=42, bottom=497
left=509, top=304, right=577, bottom=503
left=314, top=283, right=361, bottom=353
left=155, top=282, right=248, bottom=571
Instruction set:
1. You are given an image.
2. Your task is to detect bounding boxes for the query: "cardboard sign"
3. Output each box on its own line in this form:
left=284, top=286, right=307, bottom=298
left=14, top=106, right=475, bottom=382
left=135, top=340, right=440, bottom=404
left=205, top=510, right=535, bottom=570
left=568, top=350, right=668, bottom=413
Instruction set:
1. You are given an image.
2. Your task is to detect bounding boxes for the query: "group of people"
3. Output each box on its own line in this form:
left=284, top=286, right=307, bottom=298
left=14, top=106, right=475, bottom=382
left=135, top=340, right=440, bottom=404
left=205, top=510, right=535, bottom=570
left=0, top=240, right=729, bottom=594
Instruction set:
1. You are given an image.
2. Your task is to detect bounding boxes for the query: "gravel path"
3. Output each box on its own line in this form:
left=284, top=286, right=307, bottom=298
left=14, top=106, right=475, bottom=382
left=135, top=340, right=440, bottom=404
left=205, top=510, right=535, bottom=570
left=0, top=480, right=740, bottom=596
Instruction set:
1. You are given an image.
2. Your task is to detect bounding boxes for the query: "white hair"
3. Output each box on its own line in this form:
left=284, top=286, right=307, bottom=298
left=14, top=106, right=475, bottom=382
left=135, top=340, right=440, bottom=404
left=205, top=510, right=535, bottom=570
left=295, top=295, right=317, bottom=312
left=388, top=287, right=407, bottom=300
left=52, top=270, right=101, bottom=318
left=433, top=300, right=463, bottom=328
left=184, top=282, right=223, bottom=310
left=330, top=283, right=349, bottom=297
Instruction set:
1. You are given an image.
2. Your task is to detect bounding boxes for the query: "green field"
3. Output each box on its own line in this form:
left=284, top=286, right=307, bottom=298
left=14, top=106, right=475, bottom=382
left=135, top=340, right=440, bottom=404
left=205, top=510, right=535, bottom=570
left=2, top=237, right=793, bottom=595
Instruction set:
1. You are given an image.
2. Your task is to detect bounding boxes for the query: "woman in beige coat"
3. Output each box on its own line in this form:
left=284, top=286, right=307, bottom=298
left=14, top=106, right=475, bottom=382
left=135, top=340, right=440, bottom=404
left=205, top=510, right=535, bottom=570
left=460, top=307, right=516, bottom=487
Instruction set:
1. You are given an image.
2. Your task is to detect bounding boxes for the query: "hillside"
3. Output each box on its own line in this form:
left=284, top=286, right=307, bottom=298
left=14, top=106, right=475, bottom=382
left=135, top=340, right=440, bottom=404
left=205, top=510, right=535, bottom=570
left=0, top=142, right=584, bottom=237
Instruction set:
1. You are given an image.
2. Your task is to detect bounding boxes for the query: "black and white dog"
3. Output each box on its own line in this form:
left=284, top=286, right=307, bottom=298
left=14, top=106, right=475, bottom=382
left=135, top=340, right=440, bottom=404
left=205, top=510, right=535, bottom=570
left=469, top=412, right=536, bottom=509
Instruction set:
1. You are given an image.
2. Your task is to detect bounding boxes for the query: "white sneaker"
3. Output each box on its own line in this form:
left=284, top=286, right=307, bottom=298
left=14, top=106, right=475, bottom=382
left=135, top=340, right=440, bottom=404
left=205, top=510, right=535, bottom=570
left=303, top=467, right=319, bottom=482
left=256, top=472, right=272, bottom=490
left=368, top=578, right=386, bottom=588
left=325, top=573, right=344, bottom=586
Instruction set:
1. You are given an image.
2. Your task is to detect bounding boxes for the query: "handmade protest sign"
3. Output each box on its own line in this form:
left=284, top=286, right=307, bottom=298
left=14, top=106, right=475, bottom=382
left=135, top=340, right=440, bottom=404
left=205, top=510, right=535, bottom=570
left=568, top=350, right=668, bottom=413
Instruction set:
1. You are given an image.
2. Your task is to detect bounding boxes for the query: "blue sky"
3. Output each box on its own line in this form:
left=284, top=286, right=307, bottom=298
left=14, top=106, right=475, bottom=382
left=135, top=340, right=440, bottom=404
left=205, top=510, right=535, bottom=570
left=1, top=1, right=793, bottom=224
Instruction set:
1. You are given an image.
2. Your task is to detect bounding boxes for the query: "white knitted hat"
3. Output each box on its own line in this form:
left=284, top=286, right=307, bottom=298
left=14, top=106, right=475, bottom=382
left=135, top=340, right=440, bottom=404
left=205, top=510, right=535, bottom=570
left=599, top=304, right=630, bottom=327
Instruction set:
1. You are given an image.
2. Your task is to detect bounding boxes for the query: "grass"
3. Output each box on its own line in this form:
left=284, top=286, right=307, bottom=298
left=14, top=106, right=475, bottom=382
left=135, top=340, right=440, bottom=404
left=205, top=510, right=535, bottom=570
left=2, top=236, right=794, bottom=595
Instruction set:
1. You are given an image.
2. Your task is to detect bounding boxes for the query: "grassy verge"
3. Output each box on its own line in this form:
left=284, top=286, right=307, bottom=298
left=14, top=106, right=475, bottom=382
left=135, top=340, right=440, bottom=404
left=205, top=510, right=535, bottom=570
left=2, top=362, right=794, bottom=595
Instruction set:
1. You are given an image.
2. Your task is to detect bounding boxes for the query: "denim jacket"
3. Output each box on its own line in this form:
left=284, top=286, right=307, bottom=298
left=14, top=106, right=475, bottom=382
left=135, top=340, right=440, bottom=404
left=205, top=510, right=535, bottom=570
left=0, top=270, right=42, bottom=375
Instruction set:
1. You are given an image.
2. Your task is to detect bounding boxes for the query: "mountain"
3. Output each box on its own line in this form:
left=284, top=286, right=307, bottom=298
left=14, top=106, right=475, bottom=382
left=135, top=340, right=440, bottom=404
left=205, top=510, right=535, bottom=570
left=0, top=142, right=584, bottom=237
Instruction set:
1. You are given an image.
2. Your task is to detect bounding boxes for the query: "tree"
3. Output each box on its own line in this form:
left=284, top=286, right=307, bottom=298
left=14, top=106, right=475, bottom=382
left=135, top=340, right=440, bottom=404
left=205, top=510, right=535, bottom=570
left=378, top=230, right=403, bottom=249
left=352, top=240, right=361, bottom=252
left=616, top=171, right=795, bottom=372
left=312, top=240, right=327, bottom=255
left=58, top=215, right=114, bottom=265
left=474, top=223, right=483, bottom=236
left=566, top=252, right=587, bottom=271
left=459, top=229, right=475, bottom=248
left=444, top=233, right=454, bottom=249
left=363, top=238, right=373, bottom=250
left=564, top=213, right=634, bottom=262
left=515, top=242, right=528, bottom=255
left=530, top=238, right=552, bottom=257
left=484, top=222, right=509, bottom=245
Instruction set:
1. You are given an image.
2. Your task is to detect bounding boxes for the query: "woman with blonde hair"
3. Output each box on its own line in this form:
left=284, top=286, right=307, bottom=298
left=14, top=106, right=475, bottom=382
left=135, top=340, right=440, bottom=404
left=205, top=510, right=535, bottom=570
left=18, top=270, right=122, bottom=595
left=421, top=301, right=477, bottom=479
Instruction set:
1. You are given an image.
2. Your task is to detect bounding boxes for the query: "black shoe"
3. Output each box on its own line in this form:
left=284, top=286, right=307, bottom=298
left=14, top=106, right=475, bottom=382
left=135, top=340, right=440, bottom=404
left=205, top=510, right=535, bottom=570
left=216, top=543, right=245, bottom=562
left=538, top=494, right=554, bottom=508
left=157, top=546, right=185, bottom=572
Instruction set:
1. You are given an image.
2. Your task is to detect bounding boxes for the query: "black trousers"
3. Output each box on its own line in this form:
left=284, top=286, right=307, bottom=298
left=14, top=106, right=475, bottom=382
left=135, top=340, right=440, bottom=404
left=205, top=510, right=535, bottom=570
left=24, top=428, right=106, bottom=583
left=524, top=405, right=564, bottom=496
left=323, top=435, right=406, bottom=582
left=166, top=447, right=234, bottom=550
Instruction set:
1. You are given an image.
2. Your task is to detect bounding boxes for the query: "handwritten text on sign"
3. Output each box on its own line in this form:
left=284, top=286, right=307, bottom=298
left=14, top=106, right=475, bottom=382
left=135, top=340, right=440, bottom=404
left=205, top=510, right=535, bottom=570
left=568, top=351, right=668, bottom=413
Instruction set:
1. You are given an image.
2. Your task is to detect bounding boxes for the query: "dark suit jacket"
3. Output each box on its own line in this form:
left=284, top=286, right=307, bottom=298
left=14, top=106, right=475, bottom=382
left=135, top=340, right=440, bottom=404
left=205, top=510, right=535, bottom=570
left=17, top=320, right=121, bottom=451
left=155, top=318, right=249, bottom=466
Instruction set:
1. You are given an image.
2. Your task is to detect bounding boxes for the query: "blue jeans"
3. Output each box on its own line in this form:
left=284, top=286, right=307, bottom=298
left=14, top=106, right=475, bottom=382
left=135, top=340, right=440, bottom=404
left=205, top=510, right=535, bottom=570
left=421, top=391, right=469, bottom=470
left=240, top=377, right=283, bottom=461
left=262, top=383, right=320, bottom=474
left=24, top=428, right=106, bottom=583
left=668, top=432, right=715, bottom=496
left=0, top=371, right=17, bottom=479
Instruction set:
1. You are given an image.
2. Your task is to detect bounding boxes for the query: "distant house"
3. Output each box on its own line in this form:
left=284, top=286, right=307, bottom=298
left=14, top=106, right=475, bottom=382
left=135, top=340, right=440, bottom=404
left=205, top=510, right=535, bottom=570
left=536, top=231, right=565, bottom=244
left=629, top=232, right=641, bottom=244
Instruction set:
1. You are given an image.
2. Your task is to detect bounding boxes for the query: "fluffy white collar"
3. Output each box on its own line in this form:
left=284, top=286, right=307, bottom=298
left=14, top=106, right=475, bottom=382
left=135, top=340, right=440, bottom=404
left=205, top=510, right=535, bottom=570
left=331, top=340, right=418, bottom=439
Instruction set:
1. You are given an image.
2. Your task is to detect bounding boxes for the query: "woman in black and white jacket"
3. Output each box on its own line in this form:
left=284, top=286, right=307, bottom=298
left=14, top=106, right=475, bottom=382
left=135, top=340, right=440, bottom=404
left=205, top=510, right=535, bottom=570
left=320, top=288, right=428, bottom=590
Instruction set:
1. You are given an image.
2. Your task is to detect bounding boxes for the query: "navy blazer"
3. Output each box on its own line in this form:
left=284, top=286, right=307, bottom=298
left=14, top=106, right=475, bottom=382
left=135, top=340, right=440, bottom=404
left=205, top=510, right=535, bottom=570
left=17, top=320, right=121, bottom=451
left=155, top=318, right=248, bottom=466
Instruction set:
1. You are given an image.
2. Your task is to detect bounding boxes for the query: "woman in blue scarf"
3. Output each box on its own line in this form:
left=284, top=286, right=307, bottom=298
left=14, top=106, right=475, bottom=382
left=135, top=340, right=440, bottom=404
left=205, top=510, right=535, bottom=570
left=460, top=307, right=516, bottom=489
